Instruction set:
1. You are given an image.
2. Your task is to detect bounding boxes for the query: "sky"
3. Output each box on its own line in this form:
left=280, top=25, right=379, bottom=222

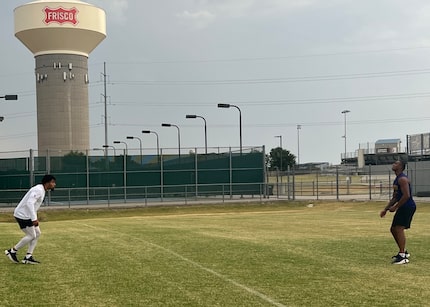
left=2, top=0, right=430, bottom=164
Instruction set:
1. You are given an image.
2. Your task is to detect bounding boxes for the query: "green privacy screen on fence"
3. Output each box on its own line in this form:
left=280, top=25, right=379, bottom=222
left=0, top=147, right=266, bottom=203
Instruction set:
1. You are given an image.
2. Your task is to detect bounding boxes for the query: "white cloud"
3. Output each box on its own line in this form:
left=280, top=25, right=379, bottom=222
left=176, top=10, right=216, bottom=29
left=174, top=0, right=319, bottom=29
left=199, top=0, right=320, bottom=18
left=91, top=0, right=129, bottom=24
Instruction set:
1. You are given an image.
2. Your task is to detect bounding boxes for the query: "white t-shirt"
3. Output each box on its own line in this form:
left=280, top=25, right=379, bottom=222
left=14, top=184, right=46, bottom=221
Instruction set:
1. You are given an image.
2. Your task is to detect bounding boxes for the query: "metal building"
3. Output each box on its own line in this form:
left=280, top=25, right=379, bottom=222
left=14, top=0, right=106, bottom=155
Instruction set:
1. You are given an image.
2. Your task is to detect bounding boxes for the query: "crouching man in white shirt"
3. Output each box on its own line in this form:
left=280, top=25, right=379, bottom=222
left=5, top=174, right=56, bottom=264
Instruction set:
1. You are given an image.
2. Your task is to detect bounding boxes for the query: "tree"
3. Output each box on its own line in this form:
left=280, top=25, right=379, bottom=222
left=267, top=147, right=296, bottom=171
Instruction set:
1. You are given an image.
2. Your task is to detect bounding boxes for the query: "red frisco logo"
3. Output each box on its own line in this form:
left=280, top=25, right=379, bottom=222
left=44, top=7, right=78, bottom=25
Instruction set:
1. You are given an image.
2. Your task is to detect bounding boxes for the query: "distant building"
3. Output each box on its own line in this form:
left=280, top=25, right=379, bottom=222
left=375, top=139, right=401, bottom=154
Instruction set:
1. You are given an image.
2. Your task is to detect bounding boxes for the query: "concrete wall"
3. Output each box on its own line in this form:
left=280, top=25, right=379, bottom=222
left=35, top=54, right=89, bottom=154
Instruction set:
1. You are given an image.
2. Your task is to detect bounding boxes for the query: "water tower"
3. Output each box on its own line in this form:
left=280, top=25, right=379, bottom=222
left=14, top=0, right=106, bottom=155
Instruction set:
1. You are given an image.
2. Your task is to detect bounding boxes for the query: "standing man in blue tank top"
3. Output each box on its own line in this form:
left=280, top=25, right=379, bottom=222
left=380, top=160, right=416, bottom=264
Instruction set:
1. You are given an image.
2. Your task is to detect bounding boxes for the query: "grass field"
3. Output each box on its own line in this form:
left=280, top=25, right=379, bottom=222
left=1, top=201, right=430, bottom=306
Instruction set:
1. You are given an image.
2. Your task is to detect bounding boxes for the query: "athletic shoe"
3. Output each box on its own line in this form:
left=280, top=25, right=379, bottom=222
left=4, top=249, right=19, bottom=264
left=392, top=254, right=409, bottom=265
left=22, top=256, right=40, bottom=265
left=392, top=250, right=410, bottom=259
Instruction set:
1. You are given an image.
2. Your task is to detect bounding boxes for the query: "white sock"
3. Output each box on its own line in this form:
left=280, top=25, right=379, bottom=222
left=399, top=252, right=406, bottom=258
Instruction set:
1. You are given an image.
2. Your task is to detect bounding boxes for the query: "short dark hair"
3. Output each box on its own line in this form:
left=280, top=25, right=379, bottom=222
left=398, top=160, right=406, bottom=171
left=41, top=174, right=56, bottom=184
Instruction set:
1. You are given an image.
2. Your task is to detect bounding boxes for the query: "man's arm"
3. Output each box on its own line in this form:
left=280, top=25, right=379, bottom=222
left=26, top=191, right=40, bottom=223
left=380, top=195, right=397, bottom=217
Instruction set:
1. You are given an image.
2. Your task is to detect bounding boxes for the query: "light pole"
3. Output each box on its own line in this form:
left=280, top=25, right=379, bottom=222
left=102, top=144, right=116, bottom=156
left=218, top=103, right=242, bottom=154
left=113, top=140, right=128, bottom=156
left=297, top=124, right=301, bottom=166
left=341, top=110, right=350, bottom=163
left=113, top=140, right=127, bottom=200
left=161, top=123, right=181, bottom=157
left=186, top=114, right=207, bottom=154
left=0, top=95, right=18, bottom=100
left=126, top=136, right=143, bottom=164
left=142, top=130, right=160, bottom=159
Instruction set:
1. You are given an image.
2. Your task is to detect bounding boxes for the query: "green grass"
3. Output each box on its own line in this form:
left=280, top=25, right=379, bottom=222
left=1, top=201, right=430, bottom=306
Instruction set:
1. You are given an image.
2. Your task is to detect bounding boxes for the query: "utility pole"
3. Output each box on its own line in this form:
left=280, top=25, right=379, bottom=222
left=102, top=62, right=108, bottom=153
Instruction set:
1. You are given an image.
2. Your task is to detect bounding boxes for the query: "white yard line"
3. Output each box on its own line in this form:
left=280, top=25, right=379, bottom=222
left=75, top=221, right=287, bottom=307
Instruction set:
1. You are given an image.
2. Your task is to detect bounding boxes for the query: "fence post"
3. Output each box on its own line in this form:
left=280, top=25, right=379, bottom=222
left=160, top=149, right=164, bottom=201
left=195, top=147, right=198, bottom=197
left=144, top=186, right=148, bottom=207
left=260, top=184, right=262, bottom=202
left=68, top=189, right=71, bottom=209
left=123, top=149, right=127, bottom=203
left=29, top=149, right=34, bottom=187
left=287, top=165, right=290, bottom=200
left=316, top=170, right=319, bottom=200
left=388, top=170, right=392, bottom=198
left=86, top=149, right=90, bottom=205
left=336, top=166, right=339, bottom=200
left=229, top=147, right=233, bottom=199
left=312, top=181, right=315, bottom=197
left=368, top=164, right=372, bottom=200
left=292, top=166, right=296, bottom=200
left=46, top=150, right=52, bottom=204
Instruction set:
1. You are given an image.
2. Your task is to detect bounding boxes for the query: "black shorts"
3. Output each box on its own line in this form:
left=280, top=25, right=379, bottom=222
left=392, top=205, right=416, bottom=229
left=15, top=217, right=33, bottom=229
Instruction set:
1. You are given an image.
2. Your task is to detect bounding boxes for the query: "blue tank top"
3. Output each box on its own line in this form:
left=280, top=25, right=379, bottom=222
left=393, top=173, right=416, bottom=208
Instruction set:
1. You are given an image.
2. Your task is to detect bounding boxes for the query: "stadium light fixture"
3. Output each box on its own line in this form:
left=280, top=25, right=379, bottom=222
left=186, top=114, right=207, bottom=154
left=142, top=130, right=160, bottom=159
left=161, top=123, right=181, bottom=157
left=218, top=103, right=242, bottom=154
left=0, top=95, right=18, bottom=100
left=126, top=136, right=143, bottom=164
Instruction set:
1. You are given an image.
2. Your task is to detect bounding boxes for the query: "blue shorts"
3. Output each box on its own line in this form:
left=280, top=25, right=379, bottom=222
left=392, top=205, right=416, bottom=229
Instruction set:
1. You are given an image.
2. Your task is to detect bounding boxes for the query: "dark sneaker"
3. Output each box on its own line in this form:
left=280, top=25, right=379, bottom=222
left=5, top=249, right=19, bottom=264
left=392, top=250, right=410, bottom=260
left=22, top=256, right=40, bottom=265
left=392, top=254, right=409, bottom=265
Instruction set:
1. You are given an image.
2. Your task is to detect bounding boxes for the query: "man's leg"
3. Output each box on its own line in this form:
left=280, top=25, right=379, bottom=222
left=27, top=226, right=41, bottom=255
left=5, top=225, right=37, bottom=264
left=15, top=226, right=38, bottom=251
left=391, top=225, right=406, bottom=252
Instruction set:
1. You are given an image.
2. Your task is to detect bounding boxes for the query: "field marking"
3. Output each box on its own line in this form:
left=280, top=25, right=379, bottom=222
left=74, top=221, right=287, bottom=307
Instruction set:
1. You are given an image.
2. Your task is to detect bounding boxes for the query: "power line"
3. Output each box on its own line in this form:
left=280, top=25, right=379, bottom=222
left=109, top=116, right=430, bottom=129
left=109, top=68, right=430, bottom=86
left=93, top=45, right=430, bottom=65
left=103, top=90, right=430, bottom=107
